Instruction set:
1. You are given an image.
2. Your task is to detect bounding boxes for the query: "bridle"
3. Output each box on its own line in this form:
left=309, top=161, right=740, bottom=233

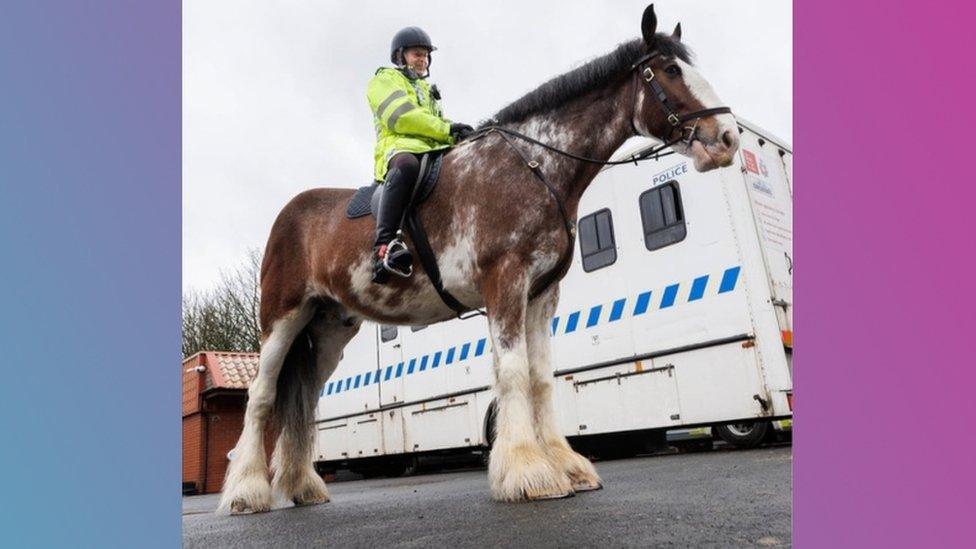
left=444, top=49, right=733, bottom=318
left=628, top=50, right=732, bottom=149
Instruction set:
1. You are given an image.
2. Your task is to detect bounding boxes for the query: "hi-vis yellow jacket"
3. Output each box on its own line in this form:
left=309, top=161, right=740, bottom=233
left=367, top=67, right=454, bottom=181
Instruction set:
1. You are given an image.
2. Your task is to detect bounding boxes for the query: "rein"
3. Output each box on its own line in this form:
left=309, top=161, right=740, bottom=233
left=472, top=125, right=685, bottom=166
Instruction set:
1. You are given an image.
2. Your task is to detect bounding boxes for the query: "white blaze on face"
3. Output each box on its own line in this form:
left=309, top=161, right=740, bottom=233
left=675, top=59, right=737, bottom=137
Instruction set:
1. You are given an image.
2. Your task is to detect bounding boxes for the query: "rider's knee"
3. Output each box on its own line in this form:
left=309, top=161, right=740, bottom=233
left=388, top=153, right=420, bottom=184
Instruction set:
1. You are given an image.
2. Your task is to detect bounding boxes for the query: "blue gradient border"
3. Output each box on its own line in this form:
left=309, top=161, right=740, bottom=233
left=0, top=2, right=179, bottom=547
left=2, top=1, right=974, bottom=547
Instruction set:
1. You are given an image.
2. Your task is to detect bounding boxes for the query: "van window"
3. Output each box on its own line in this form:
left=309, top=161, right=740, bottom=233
left=380, top=325, right=398, bottom=343
left=578, top=208, right=617, bottom=272
left=410, top=325, right=427, bottom=332
left=639, top=182, right=686, bottom=250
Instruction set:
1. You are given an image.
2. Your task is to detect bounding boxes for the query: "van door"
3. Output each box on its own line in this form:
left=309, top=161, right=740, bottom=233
left=572, top=359, right=681, bottom=434
left=779, top=147, right=793, bottom=197
left=737, top=131, right=793, bottom=336
left=377, top=324, right=406, bottom=454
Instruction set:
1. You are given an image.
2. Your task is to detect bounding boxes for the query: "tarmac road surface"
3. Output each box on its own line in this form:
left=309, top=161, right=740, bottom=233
left=183, top=445, right=791, bottom=548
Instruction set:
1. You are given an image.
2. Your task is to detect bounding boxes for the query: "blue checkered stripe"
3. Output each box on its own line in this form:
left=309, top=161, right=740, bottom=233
left=321, top=336, right=491, bottom=398
left=549, top=266, right=742, bottom=336
left=322, top=265, right=740, bottom=397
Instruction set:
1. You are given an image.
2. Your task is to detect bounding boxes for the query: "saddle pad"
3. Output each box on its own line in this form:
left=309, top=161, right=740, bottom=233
left=346, top=185, right=375, bottom=219
left=346, top=152, right=446, bottom=219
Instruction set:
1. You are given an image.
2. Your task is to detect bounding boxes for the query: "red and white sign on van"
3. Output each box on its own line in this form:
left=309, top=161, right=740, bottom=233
left=743, top=149, right=760, bottom=174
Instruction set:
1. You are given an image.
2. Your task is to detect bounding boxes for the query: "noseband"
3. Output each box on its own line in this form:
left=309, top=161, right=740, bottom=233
left=629, top=50, right=733, bottom=145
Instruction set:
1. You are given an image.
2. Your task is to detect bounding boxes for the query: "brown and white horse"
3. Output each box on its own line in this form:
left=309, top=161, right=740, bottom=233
left=219, top=4, right=739, bottom=513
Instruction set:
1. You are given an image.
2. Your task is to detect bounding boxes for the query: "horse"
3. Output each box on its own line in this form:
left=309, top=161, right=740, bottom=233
left=218, top=3, right=740, bottom=513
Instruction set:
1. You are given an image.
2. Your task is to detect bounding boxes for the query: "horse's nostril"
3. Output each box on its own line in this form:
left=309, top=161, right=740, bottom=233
left=721, top=129, right=736, bottom=149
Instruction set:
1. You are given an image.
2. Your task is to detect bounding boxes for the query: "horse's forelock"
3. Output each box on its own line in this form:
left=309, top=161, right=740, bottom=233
left=652, top=32, right=694, bottom=64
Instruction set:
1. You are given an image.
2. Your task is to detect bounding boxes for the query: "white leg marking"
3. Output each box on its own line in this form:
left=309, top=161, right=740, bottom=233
left=526, top=288, right=602, bottom=492
left=487, top=289, right=573, bottom=502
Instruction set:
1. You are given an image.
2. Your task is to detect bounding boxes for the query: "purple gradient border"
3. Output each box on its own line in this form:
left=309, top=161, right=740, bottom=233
left=794, top=1, right=975, bottom=547
left=1, top=1, right=974, bottom=547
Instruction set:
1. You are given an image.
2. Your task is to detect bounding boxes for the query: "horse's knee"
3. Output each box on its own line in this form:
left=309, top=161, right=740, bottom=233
left=494, top=356, right=531, bottom=396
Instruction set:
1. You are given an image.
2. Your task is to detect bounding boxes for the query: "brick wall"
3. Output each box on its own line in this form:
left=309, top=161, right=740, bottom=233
left=182, top=355, right=206, bottom=493
left=182, top=414, right=204, bottom=491
left=182, top=356, right=203, bottom=416
left=204, top=407, right=244, bottom=494
left=199, top=394, right=276, bottom=494
left=182, top=353, right=280, bottom=495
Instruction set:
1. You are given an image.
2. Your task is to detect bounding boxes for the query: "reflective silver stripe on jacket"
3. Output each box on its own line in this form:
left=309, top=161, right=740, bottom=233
left=376, top=90, right=407, bottom=121
left=386, top=102, right=416, bottom=130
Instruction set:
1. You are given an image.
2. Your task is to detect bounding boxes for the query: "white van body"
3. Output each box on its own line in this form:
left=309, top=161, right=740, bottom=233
left=314, top=119, right=793, bottom=463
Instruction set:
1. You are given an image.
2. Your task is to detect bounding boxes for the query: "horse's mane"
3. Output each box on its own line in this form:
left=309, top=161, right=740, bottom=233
left=481, top=34, right=692, bottom=128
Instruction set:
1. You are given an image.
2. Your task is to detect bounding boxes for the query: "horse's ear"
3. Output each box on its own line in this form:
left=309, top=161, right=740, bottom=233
left=641, top=4, right=658, bottom=46
left=672, top=22, right=682, bottom=41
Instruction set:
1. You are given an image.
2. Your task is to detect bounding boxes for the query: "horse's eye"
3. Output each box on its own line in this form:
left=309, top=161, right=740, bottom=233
left=665, top=64, right=681, bottom=76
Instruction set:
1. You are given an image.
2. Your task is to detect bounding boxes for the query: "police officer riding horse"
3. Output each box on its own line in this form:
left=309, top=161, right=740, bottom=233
left=218, top=5, right=740, bottom=513
left=367, top=26, right=474, bottom=284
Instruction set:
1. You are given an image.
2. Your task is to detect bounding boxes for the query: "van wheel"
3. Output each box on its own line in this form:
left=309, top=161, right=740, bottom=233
left=714, top=421, right=770, bottom=448
left=382, top=457, right=414, bottom=477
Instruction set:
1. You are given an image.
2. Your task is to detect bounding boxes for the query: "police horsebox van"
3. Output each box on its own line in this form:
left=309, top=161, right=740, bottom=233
left=314, top=118, right=793, bottom=474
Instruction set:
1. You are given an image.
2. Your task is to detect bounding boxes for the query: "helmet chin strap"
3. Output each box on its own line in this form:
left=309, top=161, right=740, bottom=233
left=400, top=66, right=429, bottom=80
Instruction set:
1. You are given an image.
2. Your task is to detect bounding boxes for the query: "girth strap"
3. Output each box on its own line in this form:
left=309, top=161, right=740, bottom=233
left=404, top=212, right=479, bottom=318
left=394, top=154, right=484, bottom=319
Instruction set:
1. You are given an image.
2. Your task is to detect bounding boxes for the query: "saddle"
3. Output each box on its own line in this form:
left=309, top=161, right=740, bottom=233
left=345, top=153, right=444, bottom=219
left=344, top=152, right=479, bottom=318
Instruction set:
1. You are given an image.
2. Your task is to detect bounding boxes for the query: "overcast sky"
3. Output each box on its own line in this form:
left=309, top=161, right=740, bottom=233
left=183, top=0, right=791, bottom=292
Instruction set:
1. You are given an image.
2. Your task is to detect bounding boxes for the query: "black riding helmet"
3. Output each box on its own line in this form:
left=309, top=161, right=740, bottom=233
left=390, top=26, right=437, bottom=69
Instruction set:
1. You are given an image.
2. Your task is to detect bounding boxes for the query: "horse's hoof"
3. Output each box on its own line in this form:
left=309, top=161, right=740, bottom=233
left=229, top=498, right=271, bottom=514
left=278, top=470, right=331, bottom=508
left=292, top=494, right=330, bottom=507
left=221, top=481, right=273, bottom=514
left=572, top=480, right=603, bottom=492
left=489, top=442, right=580, bottom=502
left=525, top=487, right=575, bottom=501
left=552, top=445, right=602, bottom=493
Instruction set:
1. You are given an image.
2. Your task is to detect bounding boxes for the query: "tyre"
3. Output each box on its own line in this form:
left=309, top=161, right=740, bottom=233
left=483, top=401, right=498, bottom=449
left=381, top=457, right=416, bottom=477
left=714, top=421, right=770, bottom=449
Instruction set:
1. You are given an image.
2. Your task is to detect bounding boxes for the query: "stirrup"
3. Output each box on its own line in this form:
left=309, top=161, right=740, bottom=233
left=382, top=234, right=413, bottom=278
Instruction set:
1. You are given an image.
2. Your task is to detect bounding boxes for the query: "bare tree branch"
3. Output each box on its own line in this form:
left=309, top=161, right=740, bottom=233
left=182, top=248, right=263, bottom=358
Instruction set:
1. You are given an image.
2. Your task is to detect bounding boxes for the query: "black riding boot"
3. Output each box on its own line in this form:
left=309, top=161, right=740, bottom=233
left=372, top=157, right=418, bottom=284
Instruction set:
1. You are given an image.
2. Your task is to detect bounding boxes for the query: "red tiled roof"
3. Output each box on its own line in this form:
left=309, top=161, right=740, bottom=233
left=209, top=352, right=260, bottom=389
left=183, top=351, right=261, bottom=390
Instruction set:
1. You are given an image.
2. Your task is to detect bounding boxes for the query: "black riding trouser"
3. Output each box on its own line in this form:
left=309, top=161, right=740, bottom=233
left=373, top=153, right=421, bottom=248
